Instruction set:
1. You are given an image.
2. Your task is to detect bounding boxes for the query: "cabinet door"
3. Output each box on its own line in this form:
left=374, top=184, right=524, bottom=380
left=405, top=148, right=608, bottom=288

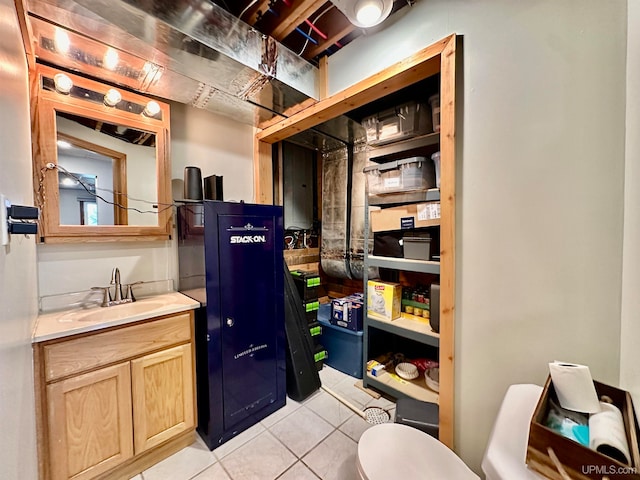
left=46, top=362, right=133, bottom=480
left=217, top=213, right=282, bottom=428
left=131, top=344, right=195, bottom=453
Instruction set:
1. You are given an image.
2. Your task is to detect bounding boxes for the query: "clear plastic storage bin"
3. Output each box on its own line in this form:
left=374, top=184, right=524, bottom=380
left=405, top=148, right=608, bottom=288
left=364, top=156, right=436, bottom=195
left=362, top=101, right=433, bottom=146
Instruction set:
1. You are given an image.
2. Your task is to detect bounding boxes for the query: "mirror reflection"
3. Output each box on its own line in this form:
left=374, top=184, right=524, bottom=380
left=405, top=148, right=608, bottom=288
left=55, top=111, right=158, bottom=226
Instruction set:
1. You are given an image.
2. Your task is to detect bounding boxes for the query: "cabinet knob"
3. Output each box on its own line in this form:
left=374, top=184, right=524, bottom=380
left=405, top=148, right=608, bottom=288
left=226, top=317, right=234, bottom=327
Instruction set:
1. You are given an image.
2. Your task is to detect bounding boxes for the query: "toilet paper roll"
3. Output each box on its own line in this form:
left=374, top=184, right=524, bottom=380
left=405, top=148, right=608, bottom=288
left=549, top=362, right=601, bottom=414
left=590, top=401, right=631, bottom=465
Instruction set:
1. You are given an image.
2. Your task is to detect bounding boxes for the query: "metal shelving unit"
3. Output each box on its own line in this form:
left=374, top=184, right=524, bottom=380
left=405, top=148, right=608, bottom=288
left=362, top=131, right=442, bottom=405
left=367, top=255, right=440, bottom=274
left=367, top=132, right=440, bottom=163
left=365, top=372, right=439, bottom=403
left=366, top=315, right=440, bottom=347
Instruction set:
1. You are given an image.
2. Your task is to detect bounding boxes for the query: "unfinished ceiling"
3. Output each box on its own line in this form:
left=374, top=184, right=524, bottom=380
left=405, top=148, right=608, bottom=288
left=22, top=0, right=405, bottom=144
left=211, top=0, right=413, bottom=64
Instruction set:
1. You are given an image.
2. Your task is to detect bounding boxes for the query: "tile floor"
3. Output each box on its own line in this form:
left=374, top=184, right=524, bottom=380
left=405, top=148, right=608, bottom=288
left=132, top=366, right=395, bottom=480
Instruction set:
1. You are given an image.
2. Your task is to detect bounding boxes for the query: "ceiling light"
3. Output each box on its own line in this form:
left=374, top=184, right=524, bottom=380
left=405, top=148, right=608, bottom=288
left=332, top=0, right=393, bottom=28
left=103, top=48, right=119, bottom=70
left=357, top=1, right=382, bottom=25
left=143, top=100, right=161, bottom=117
left=53, top=73, right=73, bottom=94
left=104, top=88, right=122, bottom=107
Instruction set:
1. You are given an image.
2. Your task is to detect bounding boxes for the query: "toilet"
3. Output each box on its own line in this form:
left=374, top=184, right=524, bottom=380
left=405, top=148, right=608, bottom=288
left=356, top=384, right=546, bottom=479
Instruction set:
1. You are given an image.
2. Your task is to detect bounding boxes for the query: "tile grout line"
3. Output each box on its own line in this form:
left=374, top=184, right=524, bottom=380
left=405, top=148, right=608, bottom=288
left=266, top=405, right=341, bottom=478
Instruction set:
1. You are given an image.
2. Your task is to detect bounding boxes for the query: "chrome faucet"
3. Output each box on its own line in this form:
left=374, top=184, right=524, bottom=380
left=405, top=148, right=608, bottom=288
left=111, top=267, right=123, bottom=302
left=92, top=267, right=139, bottom=307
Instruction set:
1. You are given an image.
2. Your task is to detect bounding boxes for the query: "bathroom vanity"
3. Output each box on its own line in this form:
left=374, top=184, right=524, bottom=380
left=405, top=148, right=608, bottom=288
left=32, top=293, right=200, bottom=480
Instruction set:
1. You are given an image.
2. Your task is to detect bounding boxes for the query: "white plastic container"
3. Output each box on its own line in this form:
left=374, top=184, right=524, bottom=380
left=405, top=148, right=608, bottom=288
left=364, top=156, right=436, bottom=195
left=362, top=101, right=432, bottom=146
left=429, top=94, right=440, bottom=133
left=431, top=151, right=441, bottom=188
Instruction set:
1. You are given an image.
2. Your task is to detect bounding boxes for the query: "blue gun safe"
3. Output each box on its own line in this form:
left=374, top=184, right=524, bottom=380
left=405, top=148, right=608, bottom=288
left=177, top=201, right=286, bottom=449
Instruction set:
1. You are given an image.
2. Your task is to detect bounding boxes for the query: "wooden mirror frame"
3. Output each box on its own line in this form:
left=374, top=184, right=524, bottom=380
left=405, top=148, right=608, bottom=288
left=31, top=64, right=172, bottom=243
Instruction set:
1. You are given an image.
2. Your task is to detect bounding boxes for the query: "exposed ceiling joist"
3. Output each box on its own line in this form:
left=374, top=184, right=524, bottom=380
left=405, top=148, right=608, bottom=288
left=303, top=19, right=354, bottom=60
left=270, top=0, right=327, bottom=40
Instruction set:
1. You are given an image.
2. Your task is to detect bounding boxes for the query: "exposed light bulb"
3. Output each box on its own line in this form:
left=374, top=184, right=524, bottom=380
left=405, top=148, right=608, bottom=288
left=53, top=73, right=73, bottom=94
left=54, top=28, right=70, bottom=54
left=143, top=100, right=161, bottom=117
left=356, top=1, right=383, bottom=26
left=333, top=0, right=392, bottom=28
left=103, top=48, right=119, bottom=70
left=104, top=88, right=122, bottom=107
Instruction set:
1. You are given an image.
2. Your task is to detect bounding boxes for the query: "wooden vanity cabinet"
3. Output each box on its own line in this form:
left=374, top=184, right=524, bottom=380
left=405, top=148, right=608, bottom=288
left=34, top=311, right=196, bottom=480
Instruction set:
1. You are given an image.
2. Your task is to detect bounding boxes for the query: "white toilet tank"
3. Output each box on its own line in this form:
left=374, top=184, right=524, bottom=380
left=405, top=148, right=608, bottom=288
left=481, top=384, right=546, bottom=480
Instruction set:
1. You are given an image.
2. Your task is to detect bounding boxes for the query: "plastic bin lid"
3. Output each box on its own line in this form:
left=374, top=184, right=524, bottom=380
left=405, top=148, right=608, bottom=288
left=363, top=160, right=400, bottom=173
left=363, top=156, right=427, bottom=174
left=397, top=156, right=426, bottom=167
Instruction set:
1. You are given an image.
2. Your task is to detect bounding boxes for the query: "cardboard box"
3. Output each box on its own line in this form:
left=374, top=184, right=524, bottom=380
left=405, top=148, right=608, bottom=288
left=527, top=376, right=640, bottom=480
left=367, top=281, right=402, bottom=321
left=330, top=295, right=363, bottom=331
left=370, top=202, right=440, bottom=233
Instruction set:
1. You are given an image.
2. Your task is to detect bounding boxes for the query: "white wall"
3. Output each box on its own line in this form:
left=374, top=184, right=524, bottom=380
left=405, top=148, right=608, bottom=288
left=620, top=0, right=640, bottom=408
left=330, top=0, right=627, bottom=473
left=37, top=103, right=255, bottom=296
left=0, top=0, right=39, bottom=478
left=169, top=102, right=255, bottom=203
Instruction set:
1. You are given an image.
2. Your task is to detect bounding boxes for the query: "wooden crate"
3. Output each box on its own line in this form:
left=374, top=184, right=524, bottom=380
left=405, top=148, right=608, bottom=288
left=527, top=377, right=640, bottom=479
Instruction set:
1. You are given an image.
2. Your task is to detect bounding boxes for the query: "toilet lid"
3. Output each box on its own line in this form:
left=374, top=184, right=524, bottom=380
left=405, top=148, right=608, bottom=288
left=358, top=424, right=479, bottom=480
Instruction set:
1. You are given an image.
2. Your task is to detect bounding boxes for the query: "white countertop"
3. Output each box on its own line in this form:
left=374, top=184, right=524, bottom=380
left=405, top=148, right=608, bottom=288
left=33, top=292, right=200, bottom=343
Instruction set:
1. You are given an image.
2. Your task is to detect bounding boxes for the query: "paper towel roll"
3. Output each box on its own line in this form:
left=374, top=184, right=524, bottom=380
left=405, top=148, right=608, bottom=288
left=549, top=362, right=601, bottom=413
left=590, top=401, right=631, bottom=465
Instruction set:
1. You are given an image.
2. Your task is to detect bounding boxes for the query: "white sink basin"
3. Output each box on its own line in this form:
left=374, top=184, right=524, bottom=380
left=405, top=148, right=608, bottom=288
left=57, top=300, right=166, bottom=323
left=34, top=292, right=200, bottom=343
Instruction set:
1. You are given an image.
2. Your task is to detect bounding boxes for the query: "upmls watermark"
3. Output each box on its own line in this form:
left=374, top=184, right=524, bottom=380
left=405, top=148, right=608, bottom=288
left=582, top=464, right=638, bottom=476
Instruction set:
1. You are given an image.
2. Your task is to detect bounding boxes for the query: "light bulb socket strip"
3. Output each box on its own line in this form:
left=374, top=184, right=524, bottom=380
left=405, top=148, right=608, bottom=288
left=45, top=74, right=163, bottom=121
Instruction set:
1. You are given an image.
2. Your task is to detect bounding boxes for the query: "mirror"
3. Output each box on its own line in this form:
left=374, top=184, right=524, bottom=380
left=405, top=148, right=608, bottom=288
left=55, top=113, right=157, bottom=226
left=32, top=65, right=171, bottom=242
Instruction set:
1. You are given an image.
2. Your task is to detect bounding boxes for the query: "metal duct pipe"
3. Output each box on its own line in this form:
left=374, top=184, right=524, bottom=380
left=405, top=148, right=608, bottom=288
left=26, top=0, right=319, bottom=126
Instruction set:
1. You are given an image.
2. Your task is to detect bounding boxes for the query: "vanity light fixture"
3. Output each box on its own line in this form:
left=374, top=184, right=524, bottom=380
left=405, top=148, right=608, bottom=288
left=53, top=73, right=73, bottom=94
left=332, top=0, right=393, bottom=28
left=143, top=100, right=161, bottom=117
left=103, top=88, right=122, bottom=107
